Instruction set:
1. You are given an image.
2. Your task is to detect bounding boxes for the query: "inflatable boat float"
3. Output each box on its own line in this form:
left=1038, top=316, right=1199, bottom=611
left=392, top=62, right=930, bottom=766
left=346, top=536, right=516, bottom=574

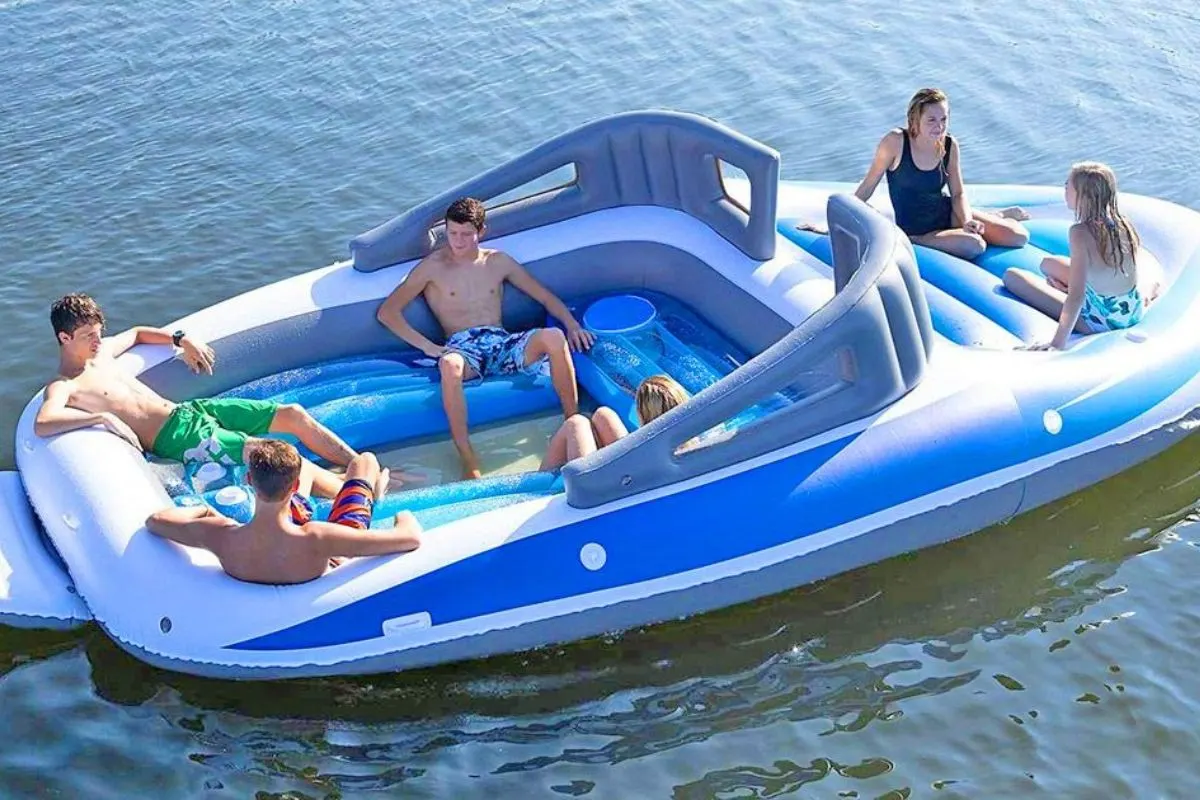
left=4, top=110, right=1200, bottom=678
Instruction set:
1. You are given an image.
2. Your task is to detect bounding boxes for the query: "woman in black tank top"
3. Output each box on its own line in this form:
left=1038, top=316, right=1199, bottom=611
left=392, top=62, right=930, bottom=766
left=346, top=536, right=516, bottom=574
left=853, top=88, right=1030, bottom=260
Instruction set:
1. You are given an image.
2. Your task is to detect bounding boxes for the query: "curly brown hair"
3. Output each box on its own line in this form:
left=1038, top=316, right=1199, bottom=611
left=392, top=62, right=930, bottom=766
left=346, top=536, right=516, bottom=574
left=445, top=197, right=486, bottom=231
left=50, top=293, right=105, bottom=341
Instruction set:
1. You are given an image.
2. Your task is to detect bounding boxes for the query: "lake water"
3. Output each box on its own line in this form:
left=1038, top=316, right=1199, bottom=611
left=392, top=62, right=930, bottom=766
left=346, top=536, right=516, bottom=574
left=4, top=0, right=1200, bottom=796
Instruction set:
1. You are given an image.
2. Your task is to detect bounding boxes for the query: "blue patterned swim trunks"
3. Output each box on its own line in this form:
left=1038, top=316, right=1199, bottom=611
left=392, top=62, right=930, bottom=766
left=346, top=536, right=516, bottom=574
left=444, top=326, right=546, bottom=378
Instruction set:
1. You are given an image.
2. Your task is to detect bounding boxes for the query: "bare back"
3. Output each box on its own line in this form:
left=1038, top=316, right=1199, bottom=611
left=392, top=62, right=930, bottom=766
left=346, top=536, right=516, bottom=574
left=1074, top=223, right=1138, bottom=296
left=419, top=247, right=515, bottom=335
left=50, top=353, right=175, bottom=448
left=211, top=516, right=330, bottom=585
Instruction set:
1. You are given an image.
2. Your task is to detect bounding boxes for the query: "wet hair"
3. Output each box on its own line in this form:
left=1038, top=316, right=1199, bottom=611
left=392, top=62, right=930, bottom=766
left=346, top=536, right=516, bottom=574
left=50, top=293, right=105, bottom=343
left=905, top=87, right=950, bottom=168
left=445, top=197, right=486, bottom=231
left=635, top=374, right=690, bottom=426
left=247, top=440, right=302, bottom=502
left=1069, top=162, right=1140, bottom=275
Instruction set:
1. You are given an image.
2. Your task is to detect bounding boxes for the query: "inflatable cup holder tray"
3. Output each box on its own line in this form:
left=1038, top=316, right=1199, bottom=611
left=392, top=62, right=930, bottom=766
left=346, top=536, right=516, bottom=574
left=583, top=294, right=657, bottom=335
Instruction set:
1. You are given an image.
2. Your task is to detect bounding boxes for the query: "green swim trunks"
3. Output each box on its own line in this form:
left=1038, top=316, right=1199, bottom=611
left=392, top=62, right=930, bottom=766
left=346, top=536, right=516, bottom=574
left=151, top=398, right=279, bottom=466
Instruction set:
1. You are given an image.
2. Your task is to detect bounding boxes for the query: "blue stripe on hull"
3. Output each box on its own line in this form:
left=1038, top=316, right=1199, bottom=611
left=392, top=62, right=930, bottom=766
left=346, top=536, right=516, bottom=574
left=231, top=384, right=1030, bottom=651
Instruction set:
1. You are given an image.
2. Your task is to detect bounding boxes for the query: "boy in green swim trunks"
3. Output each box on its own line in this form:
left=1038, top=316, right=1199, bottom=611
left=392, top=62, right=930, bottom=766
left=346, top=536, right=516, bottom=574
left=34, top=293, right=357, bottom=497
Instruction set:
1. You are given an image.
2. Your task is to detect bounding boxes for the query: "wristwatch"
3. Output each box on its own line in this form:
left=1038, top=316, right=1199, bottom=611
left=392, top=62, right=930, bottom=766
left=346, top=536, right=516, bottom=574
left=172, top=330, right=186, bottom=348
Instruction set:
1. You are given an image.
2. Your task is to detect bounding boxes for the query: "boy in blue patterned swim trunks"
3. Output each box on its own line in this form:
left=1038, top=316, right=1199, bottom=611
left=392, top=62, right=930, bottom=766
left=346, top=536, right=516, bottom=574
left=442, top=326, right=542, bottom=379
left=377, top=197, right=595, bottom=478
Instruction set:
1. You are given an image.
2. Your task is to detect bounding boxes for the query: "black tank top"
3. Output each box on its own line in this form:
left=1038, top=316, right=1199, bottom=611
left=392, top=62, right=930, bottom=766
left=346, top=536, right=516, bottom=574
left=887, top=132, right=953, bottom=236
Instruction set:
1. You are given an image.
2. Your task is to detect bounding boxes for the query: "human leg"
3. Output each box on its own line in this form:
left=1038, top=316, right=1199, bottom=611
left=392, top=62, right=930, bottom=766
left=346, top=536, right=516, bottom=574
left=1002, top=268, right=1067, bottom=321
left=438, top=352, right=481, bottom=479
left=1040, top=255, right=1070, bottom=291
left=540, top=414, right=598, bottom=471
left=193, top=397, right=355, bottom=467
left=267, top=403, right=357, bottom=467
left=522, top=328, right=579, bottom=417
left=326, top=453, right=380, bottom=530
left=971, top=209, right=1030, bottom=248
left=590, top=406, right=629, bottom=446
left=911, top=229, right=987, bottom=259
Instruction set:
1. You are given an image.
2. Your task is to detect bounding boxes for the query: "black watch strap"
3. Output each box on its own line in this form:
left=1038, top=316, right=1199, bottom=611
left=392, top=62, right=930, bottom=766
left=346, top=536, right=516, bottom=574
left=172, top=330, right=185, bottom=347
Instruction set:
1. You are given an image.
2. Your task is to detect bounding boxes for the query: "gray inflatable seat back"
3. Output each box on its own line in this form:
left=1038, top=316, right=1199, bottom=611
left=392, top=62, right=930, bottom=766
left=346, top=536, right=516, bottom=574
left=561, top=194, right=934, bottom=508
left=349, top=110, right=780, bottom=270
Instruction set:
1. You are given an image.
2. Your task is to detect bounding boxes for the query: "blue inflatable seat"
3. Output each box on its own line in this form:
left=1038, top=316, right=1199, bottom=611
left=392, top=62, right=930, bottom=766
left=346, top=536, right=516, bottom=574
left=778, top=218, right=1063, bottom=346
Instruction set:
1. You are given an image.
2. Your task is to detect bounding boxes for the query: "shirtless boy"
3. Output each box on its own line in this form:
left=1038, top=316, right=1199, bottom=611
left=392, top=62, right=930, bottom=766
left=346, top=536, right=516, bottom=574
left=34, top=293, right=356, bottom=497
left=376, top=197, right=594, bottom=479
left=147, top=442, right=421, bottom=584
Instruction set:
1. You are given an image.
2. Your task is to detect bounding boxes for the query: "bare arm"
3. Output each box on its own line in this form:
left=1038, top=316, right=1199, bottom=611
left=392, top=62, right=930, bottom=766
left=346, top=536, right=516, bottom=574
left=854, top=132, right=901, bottom=202
left=104, top=326, right=216, bottom=374
left=33, top=379, right=140, bottom=448
left=307, top=511, right=422, bottom=559
left=376, top=261, right=445, bottom=357
left=945, top=138, right=976, bottom=232
left=1051, top=226, right=1090, bottom=349
left=34, top=380, right=101, bottom=437
left=502, top=255, right=595, bottom=351
left=146, top=505, right=235, bottom=550
left=104, top=326, right=172, bottom=357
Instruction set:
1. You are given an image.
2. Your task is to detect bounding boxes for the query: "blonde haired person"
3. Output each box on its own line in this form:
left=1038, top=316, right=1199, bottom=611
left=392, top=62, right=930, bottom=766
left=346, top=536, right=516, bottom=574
left=851, top=87, right=1030, bottom=259
left=1004, top=162, right=1147, bottom=350
left=540, top=375, right=691, bottom=471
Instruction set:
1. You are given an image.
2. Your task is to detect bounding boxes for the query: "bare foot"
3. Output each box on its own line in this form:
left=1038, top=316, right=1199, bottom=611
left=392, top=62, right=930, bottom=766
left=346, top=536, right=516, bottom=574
left=458, top=447, right=483, bottom=480
left=795, top=222, right=828, bottom=235
left=999, top=205, right=1030, bottom=221
left=374, top=467, right=390, bottom=503
left=387, top=468, right=427, bottom=490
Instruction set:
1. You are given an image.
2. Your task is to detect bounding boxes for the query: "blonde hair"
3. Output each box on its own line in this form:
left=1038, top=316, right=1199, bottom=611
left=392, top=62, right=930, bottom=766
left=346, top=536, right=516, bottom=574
left=635, top=375, right=689, bottom=426
left=905, top=87, right=949, bottom=167
left=1069, top=161, right=1140, bottom=275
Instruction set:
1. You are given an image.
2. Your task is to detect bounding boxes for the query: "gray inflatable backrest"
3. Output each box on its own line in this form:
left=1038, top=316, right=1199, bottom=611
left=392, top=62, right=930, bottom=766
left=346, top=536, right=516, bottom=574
left=561, top=193, right=933, bottom=509
left=350, top=110, right=780, bottom=270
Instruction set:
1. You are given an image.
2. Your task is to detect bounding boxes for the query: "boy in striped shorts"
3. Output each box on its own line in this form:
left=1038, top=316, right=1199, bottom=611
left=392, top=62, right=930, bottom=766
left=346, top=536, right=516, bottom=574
left=147, top=441, right=420, bottom=585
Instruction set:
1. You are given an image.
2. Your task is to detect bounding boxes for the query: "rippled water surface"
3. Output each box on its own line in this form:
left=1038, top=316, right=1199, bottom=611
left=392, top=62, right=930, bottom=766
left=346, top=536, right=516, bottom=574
left=4, top=0, right=1200, bottom=797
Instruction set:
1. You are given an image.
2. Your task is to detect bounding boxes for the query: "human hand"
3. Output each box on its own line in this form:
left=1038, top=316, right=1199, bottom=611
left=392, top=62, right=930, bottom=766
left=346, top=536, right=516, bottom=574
left=565, top=324, right=595, bottom=352
left=795, top=222, right=829, bottom=235
left=964, top=218, right=986, bottom=236
left=180, top=336, right=216, bottom=375
left=394, top=510, right=422, bottom=533
left=100, top=412, right=142, bottom=450
left=999, top=206, right=1031, bottom=221
left=425, top=344, right=450, bottom=359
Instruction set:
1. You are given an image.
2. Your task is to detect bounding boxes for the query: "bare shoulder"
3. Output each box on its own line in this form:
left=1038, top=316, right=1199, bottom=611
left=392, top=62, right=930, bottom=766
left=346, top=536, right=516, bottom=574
left=1068, top=222, right=1098, bottom=257
left=484, top=248, right=522, bottom=273
left=42, top=374, right=73, bottom=400
left=880, top=129, right=903, bottom=153
left=412, top=250, right=446, bottom=276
